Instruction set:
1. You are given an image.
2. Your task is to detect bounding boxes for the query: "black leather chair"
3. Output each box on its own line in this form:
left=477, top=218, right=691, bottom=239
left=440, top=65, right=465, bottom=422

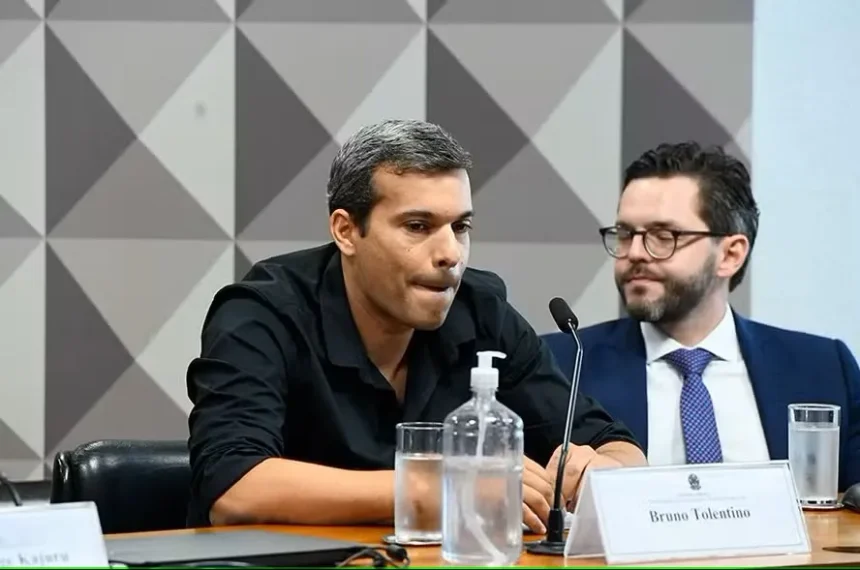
left=50, top=439, right=191, bottom=534
left=0, top=478, right=52, bottom=507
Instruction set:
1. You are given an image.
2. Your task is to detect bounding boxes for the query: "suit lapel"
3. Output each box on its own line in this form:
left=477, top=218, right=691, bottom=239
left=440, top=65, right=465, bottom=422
left=607, top=320, right=650, bottom=453
left=734, top=313, right=787, bottom=459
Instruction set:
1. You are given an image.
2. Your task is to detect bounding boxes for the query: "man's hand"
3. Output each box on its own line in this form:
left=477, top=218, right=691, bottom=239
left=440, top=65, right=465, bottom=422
left=546, top=444, right=623, bottom=506
left=522, top=456, right=555, bottom=534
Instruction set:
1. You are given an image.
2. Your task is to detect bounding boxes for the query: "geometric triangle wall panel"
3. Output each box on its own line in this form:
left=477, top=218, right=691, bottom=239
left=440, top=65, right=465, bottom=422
left=45, top=245, right=134, bottom=454
left=429, top=22, right=617, bottom=135
left=532, top=27, right=623, bottom=227
left=138, top=27, right=236, bottom=238
left=47, top=0, right=230, bottom=23
left=472, top=143, right=603, bottom=244
left=626, top=23, right=752, bottom=138
left=49, top=140, right=228, bottom=240
left=0, top=1, right=37, bottom=21
left=621, top=29, right=735, bottom=168
left=44, top=25, right=136, bottom=234
left=0, top=20, right=45, bottom=236
left=335, top=27, right=427, bottom=145
left=51, top=363, right=190, bottom=457
left=48, top=21, right=230, bottom=133
left=239, top=0, right=422, bottom=24
left=235, top=29, right=332, bottom=235
left=238, top=21, right=422, bottom=136
left=626, top=0, right=752, bottom=23
left=427, top=31, right=529, bottom=193
left=429, top=0, right=619, bottom=23
left=0, top=241, right=44, bottom=459
left=239, top=140, right=341, bottom=242
left=3, top=0, right=755, bottom=478
left=49, top=238, right=230, bottom=356
left=468, top=242, right=609, bottom=334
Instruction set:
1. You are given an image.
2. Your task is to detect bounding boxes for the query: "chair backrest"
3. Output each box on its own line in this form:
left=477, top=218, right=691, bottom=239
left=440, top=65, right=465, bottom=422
left=541, top=331, right=575, bottom=378
left=0, top=478, right=52, bottom=508
left=50, top=439, right=190, bottom=534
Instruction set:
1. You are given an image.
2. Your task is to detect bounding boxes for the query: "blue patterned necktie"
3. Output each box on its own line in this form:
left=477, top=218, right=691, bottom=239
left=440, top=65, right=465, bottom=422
left=663, top=348, right=723, bottom=464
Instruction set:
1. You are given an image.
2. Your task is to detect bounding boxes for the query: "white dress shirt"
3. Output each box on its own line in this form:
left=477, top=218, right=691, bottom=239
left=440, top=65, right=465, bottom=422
left=642, top=306, right=771, bottom=466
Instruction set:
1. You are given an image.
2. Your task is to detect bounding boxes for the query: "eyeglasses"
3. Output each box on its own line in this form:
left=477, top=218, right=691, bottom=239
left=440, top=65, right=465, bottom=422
left=599, top=226, right=728, bottom=260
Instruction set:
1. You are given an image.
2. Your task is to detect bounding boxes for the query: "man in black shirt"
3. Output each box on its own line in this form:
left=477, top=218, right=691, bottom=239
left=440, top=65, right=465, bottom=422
left=186, top=119, right=645, bottom=532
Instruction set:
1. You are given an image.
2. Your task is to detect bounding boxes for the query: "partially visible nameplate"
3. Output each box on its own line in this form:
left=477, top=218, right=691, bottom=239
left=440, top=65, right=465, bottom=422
left=0, top=501, right=108, bottom=567
left=564, top=460, right=811, bottom=564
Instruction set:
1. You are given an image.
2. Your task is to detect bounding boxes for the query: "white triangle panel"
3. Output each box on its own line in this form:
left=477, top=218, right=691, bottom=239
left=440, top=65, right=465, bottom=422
left=533, top=28, right=623, bottom=227
left=0, top=24, right=44, bottom=235
left=140, top=27, right=235, bottom=238
left=336, top=27, right=427, bottom=145
left=137, top=243, right=234, bottom=414
left=0, top=242, right=45, bottom=458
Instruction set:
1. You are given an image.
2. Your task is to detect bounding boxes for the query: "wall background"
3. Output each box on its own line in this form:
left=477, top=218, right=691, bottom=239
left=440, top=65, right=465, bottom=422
left=750, top=0, right=860, bottom=357
left=0, top=0, right=752, bottom=478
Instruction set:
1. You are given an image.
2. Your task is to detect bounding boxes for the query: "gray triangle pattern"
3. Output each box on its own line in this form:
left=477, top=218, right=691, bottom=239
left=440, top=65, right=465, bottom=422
left=0, top=419, right=38, bottom=460
left=240, top=0, right=422, bottom=22
left=0, top=0, right=37, bottom=20
left=0, top=0, right=753, bottom=478
left=48, top=0, right=230, bottom=22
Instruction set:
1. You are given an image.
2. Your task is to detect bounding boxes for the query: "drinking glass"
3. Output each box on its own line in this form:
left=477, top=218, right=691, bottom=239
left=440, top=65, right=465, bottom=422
left=788, top=403, right=841, bottom=508
left=394, top=422, right=444, bottom=543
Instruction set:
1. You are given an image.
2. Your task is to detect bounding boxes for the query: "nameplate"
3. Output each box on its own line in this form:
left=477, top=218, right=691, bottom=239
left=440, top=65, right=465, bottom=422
left=564, top=461, right=811, bottom=564
left=0, top=501, right=109, bottom=567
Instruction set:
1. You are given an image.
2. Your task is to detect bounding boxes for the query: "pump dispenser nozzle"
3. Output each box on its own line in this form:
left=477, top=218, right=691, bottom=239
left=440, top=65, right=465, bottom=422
left=471, top=350, right=506, bottom=391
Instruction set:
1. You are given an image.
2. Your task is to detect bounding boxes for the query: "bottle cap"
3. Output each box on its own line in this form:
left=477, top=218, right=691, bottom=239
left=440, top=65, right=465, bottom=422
left=471, top=350, right=506, bottom=391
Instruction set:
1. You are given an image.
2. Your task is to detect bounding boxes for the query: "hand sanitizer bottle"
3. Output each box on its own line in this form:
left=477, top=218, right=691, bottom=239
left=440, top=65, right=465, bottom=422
left=440, top=351, right=524, bottom=566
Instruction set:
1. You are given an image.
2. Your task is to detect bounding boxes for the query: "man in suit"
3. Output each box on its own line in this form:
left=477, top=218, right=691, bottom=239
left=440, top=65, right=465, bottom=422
left=558, top=141, right=860, bottom=490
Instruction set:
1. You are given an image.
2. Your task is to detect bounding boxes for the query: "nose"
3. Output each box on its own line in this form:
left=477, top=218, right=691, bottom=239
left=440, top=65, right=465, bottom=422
left=432, top=227, right=462, bottom=269
left=625, top=233, right=650, bottom=262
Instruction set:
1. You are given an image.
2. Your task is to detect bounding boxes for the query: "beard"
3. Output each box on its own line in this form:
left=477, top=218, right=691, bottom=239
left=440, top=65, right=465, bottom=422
left=616, top=253, right=718, bottom=325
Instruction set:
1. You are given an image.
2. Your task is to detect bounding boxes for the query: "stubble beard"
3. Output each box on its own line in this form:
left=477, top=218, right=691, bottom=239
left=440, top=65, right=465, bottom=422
left=618, top=255, right=718, bottom=326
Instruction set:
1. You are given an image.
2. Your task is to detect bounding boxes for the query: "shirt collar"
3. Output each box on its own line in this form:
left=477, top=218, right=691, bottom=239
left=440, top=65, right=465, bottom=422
left=319, top=252, right=476, bottom=369
left=640, top=304, right=741, bottom=364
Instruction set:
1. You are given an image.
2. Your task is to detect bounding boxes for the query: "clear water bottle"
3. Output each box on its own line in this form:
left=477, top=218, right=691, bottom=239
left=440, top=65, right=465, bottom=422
left=441, top=351, right=524, bottom=566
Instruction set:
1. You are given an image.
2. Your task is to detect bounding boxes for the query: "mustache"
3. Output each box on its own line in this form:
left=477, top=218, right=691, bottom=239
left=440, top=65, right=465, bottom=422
left=622, top=266, right=662, bottom=282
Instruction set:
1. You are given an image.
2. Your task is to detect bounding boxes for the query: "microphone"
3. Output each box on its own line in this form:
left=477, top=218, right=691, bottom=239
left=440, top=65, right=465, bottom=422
left=524, top=297, right=583, bottom=556
left=0, top=471, right=23, bottom=507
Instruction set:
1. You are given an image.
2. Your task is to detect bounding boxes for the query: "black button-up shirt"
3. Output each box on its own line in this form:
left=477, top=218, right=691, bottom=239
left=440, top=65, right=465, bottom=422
left=186, top=242, right=638, bottom=526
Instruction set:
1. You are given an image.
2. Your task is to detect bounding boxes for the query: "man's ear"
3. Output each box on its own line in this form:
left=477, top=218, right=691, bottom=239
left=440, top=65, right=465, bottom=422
left=716, top=234, right=750, bottom=281
left=329, top=209, right=358, bottom=256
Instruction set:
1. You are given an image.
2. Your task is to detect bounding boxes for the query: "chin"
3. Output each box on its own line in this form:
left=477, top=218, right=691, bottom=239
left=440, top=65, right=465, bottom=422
left=408, top=309, right=450, bottom=331
left=625, top=301, right=664, bottom=323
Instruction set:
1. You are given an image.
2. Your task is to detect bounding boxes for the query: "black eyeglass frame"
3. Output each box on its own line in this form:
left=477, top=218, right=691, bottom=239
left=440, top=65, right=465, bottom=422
left=598, top=225, right=730, bottom=260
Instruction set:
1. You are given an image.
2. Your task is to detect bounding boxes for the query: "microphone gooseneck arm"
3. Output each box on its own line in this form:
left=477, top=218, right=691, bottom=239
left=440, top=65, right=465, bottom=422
left=0, top=472, right=23, bottom=507
left=550, top=321, right=583, bottom=518
left=525, top=297, right=583, bottom=555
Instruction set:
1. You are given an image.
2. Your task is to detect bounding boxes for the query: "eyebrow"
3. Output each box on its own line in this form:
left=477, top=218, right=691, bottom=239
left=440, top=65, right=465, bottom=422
left=616, top=220, right=680, bottom=230
left=399, top=209, right=474, bottom=221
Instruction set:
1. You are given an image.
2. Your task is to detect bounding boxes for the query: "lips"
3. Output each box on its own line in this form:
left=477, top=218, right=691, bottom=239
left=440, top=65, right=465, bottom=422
left=416, top=283, right=452, bottom=293
left=414, top=278, right=457, bottom=294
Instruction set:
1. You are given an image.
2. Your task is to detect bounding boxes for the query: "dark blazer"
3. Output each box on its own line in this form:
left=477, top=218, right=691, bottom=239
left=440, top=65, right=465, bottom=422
left=542, top=313, right=860, bottom=491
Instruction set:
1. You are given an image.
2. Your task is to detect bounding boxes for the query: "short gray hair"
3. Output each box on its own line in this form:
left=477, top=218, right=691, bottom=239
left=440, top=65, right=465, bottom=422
left=326, top=119, right=472, bottom=233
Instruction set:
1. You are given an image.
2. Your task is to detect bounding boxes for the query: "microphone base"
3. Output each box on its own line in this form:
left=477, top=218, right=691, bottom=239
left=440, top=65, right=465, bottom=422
left=524, top=539, right=567, bottom=556
left=524, top=507, right=567, bottom=555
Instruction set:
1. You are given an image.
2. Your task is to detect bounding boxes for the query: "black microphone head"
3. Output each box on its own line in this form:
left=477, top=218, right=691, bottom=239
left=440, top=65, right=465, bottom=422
left=548, top=297, right=579, bottom=332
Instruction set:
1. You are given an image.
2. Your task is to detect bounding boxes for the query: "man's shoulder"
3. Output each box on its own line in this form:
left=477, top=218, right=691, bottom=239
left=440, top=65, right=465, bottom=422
left=208, top=243, right=336, bottom=321
left=578, top=318, right=637, bottom=345
left=739, top=315, right=843, bottom=353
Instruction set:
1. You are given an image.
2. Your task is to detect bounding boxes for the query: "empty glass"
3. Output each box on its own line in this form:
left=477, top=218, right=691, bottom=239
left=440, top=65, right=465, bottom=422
left=788, top=403, right=841, bottom=508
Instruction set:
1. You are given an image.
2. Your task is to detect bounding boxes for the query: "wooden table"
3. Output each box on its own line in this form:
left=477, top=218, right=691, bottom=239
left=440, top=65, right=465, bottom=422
left=106, top=508, right=860, bottom=567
